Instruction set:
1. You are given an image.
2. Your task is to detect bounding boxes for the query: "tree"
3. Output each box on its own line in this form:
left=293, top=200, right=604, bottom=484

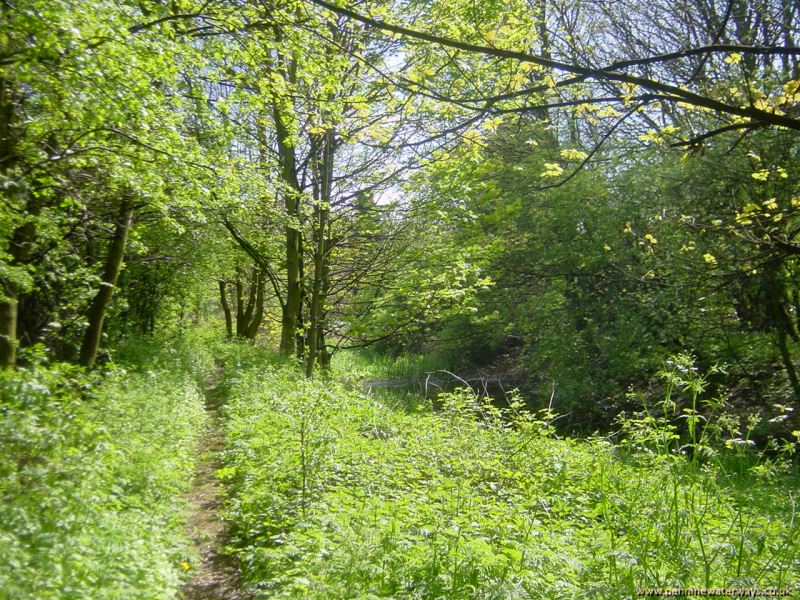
left=78, top=197, right=134, bottom=368
left=311, top=0, right=800, bottom=138
left=0, top=0, right=220, bottom=367
left=206, top=0, right=434, bottom=374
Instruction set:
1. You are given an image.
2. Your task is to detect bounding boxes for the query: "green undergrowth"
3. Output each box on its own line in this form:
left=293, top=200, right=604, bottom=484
left=0, top=334, right=211, bottom=599
left=335, top=350, right=452, bottom=384
left=219, top=344, right=800, bottom=599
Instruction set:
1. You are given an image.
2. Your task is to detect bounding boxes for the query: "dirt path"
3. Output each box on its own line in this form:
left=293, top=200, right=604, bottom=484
left=180, top=372, right=247, bottom=600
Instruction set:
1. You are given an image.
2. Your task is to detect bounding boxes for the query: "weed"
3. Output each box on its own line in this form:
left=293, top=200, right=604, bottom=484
left=221, top=349, right=800, bottom=598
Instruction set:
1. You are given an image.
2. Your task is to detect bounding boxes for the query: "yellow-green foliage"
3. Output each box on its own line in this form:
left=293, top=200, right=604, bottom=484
left=221, top=347, right=799, bottom=598
left=0, top=338, right=208, bottom=599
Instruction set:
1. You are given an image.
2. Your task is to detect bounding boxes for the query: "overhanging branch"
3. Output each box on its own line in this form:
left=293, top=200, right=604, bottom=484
left=308, top=0, right=800, bottom=133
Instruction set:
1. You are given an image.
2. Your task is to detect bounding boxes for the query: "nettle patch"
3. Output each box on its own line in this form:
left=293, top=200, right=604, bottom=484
left=220, top=349, right=800, bottom=599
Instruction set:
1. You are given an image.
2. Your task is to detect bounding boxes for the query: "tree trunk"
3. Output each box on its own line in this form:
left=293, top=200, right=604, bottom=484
left=306, top=130, right=333, bottom=377
left=240, top=268, right=258, bottom=336
left=318, top=237, right=333, bottom=369
left=296, top=244, right=306, bottom=360
left=244, top=271, right=266, bottom=340
left=0, top=74, right=21, bottom=368
left=281, top=202, right=302, bottom=355
left=0, top=282, right=18, bottom=368
left=235, top=272, right=245, bottom=336
left=78, top=200, right=134, bottom=369
left=274, top=101, right=303, bottom=356
left=219, top=280, right=233, bottom=338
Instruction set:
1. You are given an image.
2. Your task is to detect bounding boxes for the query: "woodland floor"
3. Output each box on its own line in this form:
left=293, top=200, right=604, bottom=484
left=180, top=369, right=248, bottom=600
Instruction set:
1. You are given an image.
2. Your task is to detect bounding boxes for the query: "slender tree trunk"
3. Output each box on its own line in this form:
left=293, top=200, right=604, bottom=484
left=306, top=252, right=322, bottom=374
left=245, top=271, right=266, bottom=340
left=219, top=280, right=233, bottom=338
left=0, top=74, right=21, bottom=368
left=296, top=243, right=306, bottom=360
left=306, top=253, right=323, bottom=377
left=281, top=202, right=302, bottom=355
left=241, top=268, right=258, bottom=336
left=266, top=34, right=304, bottom=357
left=1, top=218, right=37, bottom=366
left=306, top=130, right=333, bottom=377
left=777, top=327, right=800, bottom=402
left=0, top=282, right=18, bottom=368
left=318, top=237, right=333, bottom=369
left=78, top=200, right=134, bottom=369
left=274, top=102, right=303, bottom=356
left=0, top=229, right=29, bottom=369
left=235, top=271, right=245, bottom=336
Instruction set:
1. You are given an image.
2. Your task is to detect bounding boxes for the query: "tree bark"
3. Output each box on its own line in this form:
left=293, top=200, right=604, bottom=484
left=219, top=280, right=233, bottom=338
left=0, top=282, right=18, bottom=368
left=274, top=102, right=303, bottom=356
left=296, top=244, right=305, bottom=360
left=0, top=74, right=21, bottom=368
left=306, top=130, right=333, bottom=377
left=78, top=200, right=134, bottom=369
left=234, top=271, right=245, bottom=336
left=318, top=236, right=333, bottom=369
left=244, top=271, right=266, bottom=340
left=240, top=268, right=258, bottom=336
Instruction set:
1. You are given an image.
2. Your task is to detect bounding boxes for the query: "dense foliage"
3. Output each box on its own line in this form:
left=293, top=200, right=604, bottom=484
left=411, top=123, right=800, bottom=429
left=218, top=343, right=799, bottom=598
left=3, top=0, right=800, bottom=597
left=0, top=335, right=210, bottom=598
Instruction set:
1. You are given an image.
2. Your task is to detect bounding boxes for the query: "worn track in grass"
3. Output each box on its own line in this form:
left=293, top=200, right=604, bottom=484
left=180, top=369, right=248, bottom=600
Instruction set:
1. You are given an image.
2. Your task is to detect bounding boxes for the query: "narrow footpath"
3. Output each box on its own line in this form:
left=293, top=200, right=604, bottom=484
left=180, top=370, right=247, bottom=600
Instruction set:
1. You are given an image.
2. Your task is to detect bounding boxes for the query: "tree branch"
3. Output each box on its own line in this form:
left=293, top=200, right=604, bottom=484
left=308, top=0, right=800, bottom=132
left=534, top=104, right=640, bottom=191
left=670, top=122, right=767, bottom=147
left=221, top=216, right=286, bottom=309
left=128, top=13, right=208, bottom=34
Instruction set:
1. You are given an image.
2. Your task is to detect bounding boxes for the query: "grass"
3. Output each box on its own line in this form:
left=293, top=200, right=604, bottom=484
left=3, top=334, right=797, bottom=598
left=0, top=334, right=211, bottom=599
left=218, top=344, right=800, bottom=598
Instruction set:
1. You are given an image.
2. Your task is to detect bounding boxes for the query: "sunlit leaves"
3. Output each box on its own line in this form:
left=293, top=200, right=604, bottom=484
left=540, top=162, right=564, bottom=177
left=723, top=52, right=742, bottom=65
left=560, top=148, right=588, bottom=161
